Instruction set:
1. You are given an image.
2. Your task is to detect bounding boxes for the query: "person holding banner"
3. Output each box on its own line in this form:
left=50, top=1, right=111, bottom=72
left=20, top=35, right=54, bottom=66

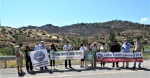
left=132, top=38, right=144, bottom=69
left=15, top=45, right=24, bottom=73
left=110, top=41, right=121, bottom=68
left=34, top=42, right=41, bottom=51
left=25, top=45, right=33, bottom=72
left=63, top=41, right=73, bottom=69
left=121, top=39, right=132, bottom=68
left=40, top=41, right=49, bottom=70
left=50, top=43, right=57, bottom=69
left=90, top=42, right=98, bottom=67
left=100, top=43, right=108, bottom=67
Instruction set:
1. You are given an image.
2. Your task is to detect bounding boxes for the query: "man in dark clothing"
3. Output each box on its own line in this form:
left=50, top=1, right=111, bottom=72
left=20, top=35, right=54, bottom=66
left=25, top=46, right=33, bottom=72
left=110, top=41, right=121, bottom=67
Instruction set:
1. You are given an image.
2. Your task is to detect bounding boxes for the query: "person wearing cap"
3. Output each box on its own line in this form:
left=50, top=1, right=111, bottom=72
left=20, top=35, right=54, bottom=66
left=15, top=45, right=24, bottom=73
left=110, top=40, right=121, bottom=68
left=39, top=41, right=49, bottom=70
left=132, top=38, right=144, bottom=69
left=121, top=39, right=132, bottom=68
left=63, top=41, right=73, bottom=69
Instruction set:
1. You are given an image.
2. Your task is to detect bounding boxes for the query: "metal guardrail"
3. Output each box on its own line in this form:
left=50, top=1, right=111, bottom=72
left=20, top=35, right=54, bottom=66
left=0, top=51, right=150, bottom=68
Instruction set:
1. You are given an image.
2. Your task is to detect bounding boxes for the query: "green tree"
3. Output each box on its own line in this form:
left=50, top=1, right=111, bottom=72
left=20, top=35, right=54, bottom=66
left=109, top=28, right=116, bottom=43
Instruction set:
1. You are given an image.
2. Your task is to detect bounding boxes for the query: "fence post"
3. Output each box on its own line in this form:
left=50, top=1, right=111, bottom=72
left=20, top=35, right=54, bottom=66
left=4, top=60, right=7, bottom=68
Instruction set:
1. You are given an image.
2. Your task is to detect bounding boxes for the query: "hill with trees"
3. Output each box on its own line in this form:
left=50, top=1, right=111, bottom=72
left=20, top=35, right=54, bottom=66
left=0, top=20, right=150, bottom=55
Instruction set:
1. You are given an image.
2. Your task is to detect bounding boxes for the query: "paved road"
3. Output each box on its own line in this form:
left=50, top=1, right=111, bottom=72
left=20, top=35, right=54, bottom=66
left=0, top=60, right=150, bottom=78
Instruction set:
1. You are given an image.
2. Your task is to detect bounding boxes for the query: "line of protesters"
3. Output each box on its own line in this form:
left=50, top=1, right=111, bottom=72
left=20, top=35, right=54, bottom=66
left=14, top=37, right=144, bottom=73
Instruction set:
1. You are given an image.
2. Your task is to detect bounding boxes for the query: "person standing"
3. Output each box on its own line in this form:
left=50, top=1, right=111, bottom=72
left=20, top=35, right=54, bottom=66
left=79, top=44, right=86, bottom=68
left=63, top=41, right=73, bottom=69
left=34, top=42, right=41, bottom=51
left=15, top=45, right=24, bottom=73
left=84, top=44, right=89, bottom=67
left=132, top=38, right=144, bottom=69
left=40, top=41, right=49, bottom=70
left=25, top=45, right=33, bottom=72
left=110, top=41, right=121, bottom=68
left=90, top=42, right=98, bottom=67
left=50, top=43, right=57, bottom=69
left=121, top=39, right=132, bottom=68
left=100, top=43, right=107, bottom=67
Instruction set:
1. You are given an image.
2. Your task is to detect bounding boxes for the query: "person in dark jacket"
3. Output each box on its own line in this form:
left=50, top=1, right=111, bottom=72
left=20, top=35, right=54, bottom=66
left=25, top=45, right=33, bottom=72
left=110, top=41, right=121, bottom=67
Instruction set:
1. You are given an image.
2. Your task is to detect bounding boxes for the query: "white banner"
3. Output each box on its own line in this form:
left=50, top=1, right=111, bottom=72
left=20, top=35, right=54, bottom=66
left=50, top=50, right=84, bottom=60
left=30, top=49, right=49, bottom=68
left=96, top=52, right=143, bottom=62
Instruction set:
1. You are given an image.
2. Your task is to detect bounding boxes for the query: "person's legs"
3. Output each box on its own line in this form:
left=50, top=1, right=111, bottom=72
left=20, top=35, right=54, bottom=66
left=29, top=60, right=33, bottom=71
left=69, top=59, right=72, bottom=68
left=122, top=62, right=124, bottom=67
left=112, top=62, right=115, bottom=67
left=138, top=62, right=141, bottom=68
left=126, top=62, right=129, bottom=68
left=133, top=62, right=136, bottom=68
left=45, top=66, right=48, bottom=69
left=53, top=60, right=55, bottom=67
left=116, top=62, right=119, bottom=67
left=80, top=59, right=83, bottom=67
left=103, top=62, right=105, bottom=67
left=26, top=61, right=29, bottom=71
left=65, top=59, right=67, bottom=68
left=50, top=60, right=52, bottom=67
left=17, top=66, right=20, bottom=72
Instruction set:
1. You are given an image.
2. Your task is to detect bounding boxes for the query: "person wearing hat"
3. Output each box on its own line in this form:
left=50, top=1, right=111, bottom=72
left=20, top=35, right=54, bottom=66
left=121, top=39, right=132, bottom=68
left=132, top=38, right=144, bottom=69
left=110, top=40, right=121, bottom=68
left=15, top=45, right=24, bottom=73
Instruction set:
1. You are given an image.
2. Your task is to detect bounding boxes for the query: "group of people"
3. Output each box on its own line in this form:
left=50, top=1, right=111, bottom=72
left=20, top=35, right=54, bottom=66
left=79, top=38, right=144, bottom=69
left=15, top=37, right=144, bottom=74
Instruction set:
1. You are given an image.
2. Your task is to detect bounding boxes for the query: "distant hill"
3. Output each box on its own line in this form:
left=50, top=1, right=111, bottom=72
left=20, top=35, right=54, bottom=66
left=21, top=20, right=150, bottom=36
left=0, top=26, right=63, bottom=48
left=0, top=20, right=150, bottom=55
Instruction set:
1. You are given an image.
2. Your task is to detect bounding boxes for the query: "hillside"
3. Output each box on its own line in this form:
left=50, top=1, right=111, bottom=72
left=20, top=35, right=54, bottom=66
left=21, top=20, right=150, bottom=36
left=0, top=26, right=63, bottom=48
left=0, top=20, right=150, bottom=55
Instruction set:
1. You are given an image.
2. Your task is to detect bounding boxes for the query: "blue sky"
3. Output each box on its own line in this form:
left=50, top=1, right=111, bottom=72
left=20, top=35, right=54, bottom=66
left=0, top=0, right=150, bottom=28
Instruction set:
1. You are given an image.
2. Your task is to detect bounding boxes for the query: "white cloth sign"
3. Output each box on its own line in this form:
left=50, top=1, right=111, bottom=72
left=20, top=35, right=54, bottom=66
left=29, top=49, right=49, bottom=68
left=50, top=50, right=84, bottom=60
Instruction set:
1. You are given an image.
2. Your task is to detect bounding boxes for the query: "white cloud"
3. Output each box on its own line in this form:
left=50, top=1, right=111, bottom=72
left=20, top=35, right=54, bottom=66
left=140, top=18, right=149, bottom=22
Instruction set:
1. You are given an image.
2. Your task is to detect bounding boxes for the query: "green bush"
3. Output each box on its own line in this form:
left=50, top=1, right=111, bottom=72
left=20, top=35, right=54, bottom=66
left=0, top=46, right=15, bottom=55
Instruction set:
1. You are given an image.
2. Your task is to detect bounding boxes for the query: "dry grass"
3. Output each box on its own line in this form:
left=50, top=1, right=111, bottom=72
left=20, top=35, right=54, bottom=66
left=0, top=59, right=81, bottom=68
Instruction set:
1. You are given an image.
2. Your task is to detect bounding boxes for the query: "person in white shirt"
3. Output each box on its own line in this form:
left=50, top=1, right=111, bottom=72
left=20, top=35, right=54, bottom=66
left=63, top=41, right=72, bottom=69
left=100, top=43, right=107, bottom=67
left=39, top=41, right=49, bottom=70
left=34, top=42, right=41, bottom=51
left=79, top=44, right=86, bottom=68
